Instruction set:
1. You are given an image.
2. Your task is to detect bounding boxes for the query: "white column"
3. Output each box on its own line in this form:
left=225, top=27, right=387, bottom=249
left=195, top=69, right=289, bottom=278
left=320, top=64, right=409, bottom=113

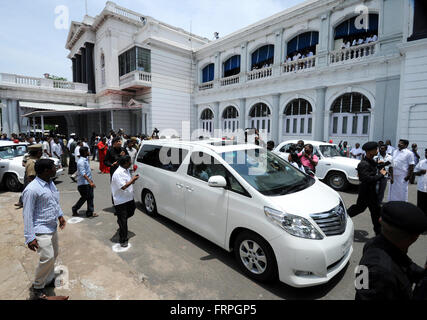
left=110, top=110, right=114, bottom=131
left=272, top=94, right=280, bottom=144
left=32, top=117, right=36, bottom=135
left=41, top=115, right=44, bottom=135
left=1, top=99, right=10, bottom=135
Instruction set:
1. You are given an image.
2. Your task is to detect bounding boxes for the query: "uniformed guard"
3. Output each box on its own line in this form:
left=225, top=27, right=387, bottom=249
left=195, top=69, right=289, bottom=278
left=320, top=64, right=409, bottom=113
left=14, top=144, right=43, bottom=208
left=355, top=201, right=427, bottom=300
left=347, top=141, right=387, bottom=235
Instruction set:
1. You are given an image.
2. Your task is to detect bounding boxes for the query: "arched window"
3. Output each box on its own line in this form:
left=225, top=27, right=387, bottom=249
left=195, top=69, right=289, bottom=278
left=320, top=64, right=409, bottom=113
left=223, top=55, right=241, bottom=78
left=251, top=45, right=274, bottom=70
left=101, top=53, right=106, bottom=85
left=334, top=14, right=379, bottom=48
left=222, top=106, right=239, bottom=133
left=330, top=93, right=371, bottom=136
left=249, top=103, right=271, bottom=133
left=202, top=63, right=215, bottom=83
left=284, top=99, right=313, bottom=135
left=287, top=31, right=319, bottom=59
left=201, top=108, right=214, bottom=133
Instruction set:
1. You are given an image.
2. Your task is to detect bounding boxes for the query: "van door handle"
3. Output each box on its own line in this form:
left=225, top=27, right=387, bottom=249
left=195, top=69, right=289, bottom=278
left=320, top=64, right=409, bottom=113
left=176, top=183, right=184, bottom=189
left=325, top=163, right=331, bottom=166
left=186, top=186, right=194, bottom=192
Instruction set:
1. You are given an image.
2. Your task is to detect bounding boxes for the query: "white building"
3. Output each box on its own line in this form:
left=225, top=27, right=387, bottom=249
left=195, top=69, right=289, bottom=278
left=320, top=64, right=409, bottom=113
left=1, top=0, right=426, bottom=150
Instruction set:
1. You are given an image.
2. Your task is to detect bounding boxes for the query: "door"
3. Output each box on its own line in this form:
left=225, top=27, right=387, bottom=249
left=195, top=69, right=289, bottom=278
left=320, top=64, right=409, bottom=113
left=313, top=146, right=328, bottom=179
left=180, top=151, right=229, bottom=247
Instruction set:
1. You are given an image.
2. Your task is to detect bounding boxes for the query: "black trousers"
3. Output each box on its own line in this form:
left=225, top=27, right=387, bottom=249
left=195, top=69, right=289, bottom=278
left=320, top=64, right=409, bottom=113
left=347, top=192, right=381, bottom=235
left=114, top=200, right=136, bottom=243
left=377, top=177, right=387, bottom=203
left=72, top=185, right=94, bottom=216
left=68, top=156, right=77, bottom=174
left=418, top=190, right=427, bottom=215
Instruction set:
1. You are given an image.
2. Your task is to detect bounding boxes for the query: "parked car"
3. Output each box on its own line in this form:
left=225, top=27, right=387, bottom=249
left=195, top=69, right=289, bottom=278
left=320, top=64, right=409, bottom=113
left=0, top=141, right=64, bottom=192
left=273, top=140, right=360, bottom=191
left=134, top=139, right=354, bottom=288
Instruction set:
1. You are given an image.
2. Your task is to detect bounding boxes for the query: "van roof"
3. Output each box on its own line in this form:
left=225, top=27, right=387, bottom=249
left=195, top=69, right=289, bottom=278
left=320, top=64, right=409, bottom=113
left=141, top=139, right=261, bottom=154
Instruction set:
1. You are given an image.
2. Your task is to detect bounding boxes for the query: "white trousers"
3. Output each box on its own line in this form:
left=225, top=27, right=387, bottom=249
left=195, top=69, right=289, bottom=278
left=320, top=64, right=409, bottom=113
left=33, top=231, right=59, bottom=289
left=388, top=173, right=409, bottom=202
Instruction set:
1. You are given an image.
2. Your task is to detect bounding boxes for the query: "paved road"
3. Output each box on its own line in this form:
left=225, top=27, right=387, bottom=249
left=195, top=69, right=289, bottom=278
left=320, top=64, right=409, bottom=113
left=5, top=161, right=427, bottom=300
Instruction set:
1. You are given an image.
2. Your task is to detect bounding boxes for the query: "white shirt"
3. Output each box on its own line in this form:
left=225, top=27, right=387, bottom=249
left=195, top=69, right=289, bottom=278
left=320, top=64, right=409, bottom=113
left=307, top=51, right=314, bottom=57
left=291, top=162, right=306, bottom=174
left=392, top=148, right=415, bottom=175
left=350, top=147, right=364, bottom=160
left=74, top=145, right=81, bottom=161
left=386, top=145, right=395, bottom=155
left=67, top=138, right=74, bottom=150
left=352, top=39, right=357, bottom=46
left=42, top=141, right=50, bottom=155
left=111, top=166, right=134, bottom=206
left=358, top=38, right=364, bottom=45
left=372, top=35, right=378, bottom=42
left=52, top=143, right=62, bottom=158
left=374, top=153, right=393, bottom=171
left=415, top=159, right=427, bottom=192
left=127, top=147, right=137, bottom=165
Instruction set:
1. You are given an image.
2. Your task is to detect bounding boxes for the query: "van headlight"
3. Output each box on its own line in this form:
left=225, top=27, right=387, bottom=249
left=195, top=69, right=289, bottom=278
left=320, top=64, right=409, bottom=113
left=264, top=207, right=323, bottom=240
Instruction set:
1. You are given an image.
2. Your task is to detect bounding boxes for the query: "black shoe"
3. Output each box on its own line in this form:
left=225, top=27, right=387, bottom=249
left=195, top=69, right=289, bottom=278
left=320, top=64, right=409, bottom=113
left=72, top=208, right=79, bottom=217
left=30, top=287, right=47, bottom=300
left=120, top=241, right=128, bottom=248
left=70, top=176, right=76, bottom=182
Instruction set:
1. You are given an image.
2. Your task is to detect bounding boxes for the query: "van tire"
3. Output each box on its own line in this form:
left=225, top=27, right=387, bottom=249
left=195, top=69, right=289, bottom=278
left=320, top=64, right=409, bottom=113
left=142, top=190, right=158, bottom=216
left=4, top=174, right=23, bottom=192
left=233, top=231, right=278, bottom=283
left=326, top=172, right=349, bottom=191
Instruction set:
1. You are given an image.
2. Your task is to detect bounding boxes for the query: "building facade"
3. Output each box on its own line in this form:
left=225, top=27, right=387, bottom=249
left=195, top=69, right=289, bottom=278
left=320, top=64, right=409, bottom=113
left=1, top=0, right=426, bottom=150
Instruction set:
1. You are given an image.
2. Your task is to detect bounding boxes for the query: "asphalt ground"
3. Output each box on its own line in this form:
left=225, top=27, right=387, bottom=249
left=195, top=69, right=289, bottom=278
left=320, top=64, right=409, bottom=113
left=2, top=160, right=426, bottom=300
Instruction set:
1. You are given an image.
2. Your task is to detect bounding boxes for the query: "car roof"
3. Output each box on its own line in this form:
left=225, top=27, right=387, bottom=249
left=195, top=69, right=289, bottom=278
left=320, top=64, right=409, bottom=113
left=278, top=140, right=336, bottom=147
left=140, top=139, right=261, bottom=154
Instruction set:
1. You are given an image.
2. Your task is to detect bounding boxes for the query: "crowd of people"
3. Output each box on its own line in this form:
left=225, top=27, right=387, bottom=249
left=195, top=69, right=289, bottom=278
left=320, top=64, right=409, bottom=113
left=340, top=34, right=378, bottom=50
left=2, top=127, right=426, bottom=300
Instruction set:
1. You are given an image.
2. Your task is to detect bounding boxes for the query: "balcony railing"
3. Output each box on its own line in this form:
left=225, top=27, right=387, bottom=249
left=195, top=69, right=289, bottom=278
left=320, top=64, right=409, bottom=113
left=281, top=56, right=316, bottom=74
left=106, top=2, right=145, bottom=23
left=330, top=42, right=377, bottom=64
left=119, top=70, right=151, bottom=89
left=220, top=74, right=240, bottom=86
left=247, top=66, right=272, bottom=81
left=198, top=81, right=214, bottom=91
left=0, top=73, right=88, bottom=92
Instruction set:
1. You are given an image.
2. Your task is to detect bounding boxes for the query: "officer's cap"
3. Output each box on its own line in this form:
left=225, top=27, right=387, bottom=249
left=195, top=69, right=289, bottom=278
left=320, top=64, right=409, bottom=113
left=28, top=144, right=42, bottom=151
left=362, top=141, right=378, bottom=152
left=130, top=137, right=138, bottom=141
left=381, top=201, right=427, bottom=234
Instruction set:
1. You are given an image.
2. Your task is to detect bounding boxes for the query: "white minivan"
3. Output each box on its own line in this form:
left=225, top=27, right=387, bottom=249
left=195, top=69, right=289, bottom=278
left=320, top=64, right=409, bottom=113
left=134, top=140, right=353, bottom=288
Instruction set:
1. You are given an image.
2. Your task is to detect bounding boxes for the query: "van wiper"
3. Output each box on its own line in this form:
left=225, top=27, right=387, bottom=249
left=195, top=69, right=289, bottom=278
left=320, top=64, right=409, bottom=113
left=279, top=181, right=307, bottom=195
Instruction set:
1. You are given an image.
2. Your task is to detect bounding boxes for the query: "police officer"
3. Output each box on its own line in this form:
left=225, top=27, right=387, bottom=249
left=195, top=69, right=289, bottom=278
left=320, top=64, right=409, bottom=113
left=355, top=201, right=427, bottom=300
left=14, top=144, right=43, bottom=208
left=347, top=141, right=387, bottom=235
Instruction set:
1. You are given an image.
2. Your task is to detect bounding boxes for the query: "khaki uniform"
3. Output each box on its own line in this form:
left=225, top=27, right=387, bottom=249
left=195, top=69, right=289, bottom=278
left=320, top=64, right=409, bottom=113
left=24, top=156, right=38, bottom=185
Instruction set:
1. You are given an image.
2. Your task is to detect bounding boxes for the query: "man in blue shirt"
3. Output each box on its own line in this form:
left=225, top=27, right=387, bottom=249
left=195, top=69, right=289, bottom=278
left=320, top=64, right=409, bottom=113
left=72, top=147, right=98, bottom=218
left=22, top=159, right=67, bottom=299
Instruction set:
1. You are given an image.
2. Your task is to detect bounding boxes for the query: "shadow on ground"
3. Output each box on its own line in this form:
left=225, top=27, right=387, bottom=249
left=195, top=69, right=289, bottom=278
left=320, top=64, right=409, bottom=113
left=110, top=230, right=136, bottom=243
left=353, top=229, right=371, bottom=243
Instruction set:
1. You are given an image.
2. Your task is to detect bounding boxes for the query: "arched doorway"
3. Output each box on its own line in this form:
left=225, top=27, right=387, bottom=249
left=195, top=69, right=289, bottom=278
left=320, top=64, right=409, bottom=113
left=201, top=108, right=214, bottom=133
left=283, top=99, right=313, bottom=136
left=222, top=106, right=239, bottom=133
left=249, top=103, right=271, bottom=133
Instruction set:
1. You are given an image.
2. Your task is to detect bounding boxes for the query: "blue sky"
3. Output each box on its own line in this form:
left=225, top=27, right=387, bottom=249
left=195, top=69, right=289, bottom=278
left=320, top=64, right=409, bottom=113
left=0, top=0, right=303, bottom=81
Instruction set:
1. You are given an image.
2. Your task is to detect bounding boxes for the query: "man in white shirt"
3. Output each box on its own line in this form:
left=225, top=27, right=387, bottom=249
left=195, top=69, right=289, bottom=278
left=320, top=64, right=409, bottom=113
left=42, top=137, right=51, bottom=158
left=111, top=155, right=139, bottom=247
left=371, top=34, right=378, bottom=42
left=67, top=134, right=75, bottom=150
left=385, top=140, right=395, bottom=155
left=374, top=144, right=393, bottom=203
left=414, top=148, right=427, bottom=214
left=126, top=139, right=138, bottom=173
left=51, top=137, right=63, bottom=160
left=351, top=143, right=364, bottom=160
left=71, top=141, right=83, bottom=182
left=357, top=38, right=364, bottom=45
left=388, top=139, right=415, bottom=202
left=307, top=51, right=314, bottom=57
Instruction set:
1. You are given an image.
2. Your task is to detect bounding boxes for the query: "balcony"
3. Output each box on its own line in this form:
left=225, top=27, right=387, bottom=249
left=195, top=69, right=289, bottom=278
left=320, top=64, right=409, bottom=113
left=329, top=42, right=377, bottom=64
left=0, top=73, right=88, bottom=92
left=281, top=56, right=316, bottom=74
left=119, top=70, right=152, bottom=91
left=247, top=66, right=273, bottom=81
left=198, top=81, right=214, bottom=91
left=220, top=74, right=240, bottom=86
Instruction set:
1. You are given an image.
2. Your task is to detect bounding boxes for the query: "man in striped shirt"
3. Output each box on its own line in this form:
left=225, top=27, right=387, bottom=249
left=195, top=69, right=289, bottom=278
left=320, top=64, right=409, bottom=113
left=22, top=159, right=66, bottom=299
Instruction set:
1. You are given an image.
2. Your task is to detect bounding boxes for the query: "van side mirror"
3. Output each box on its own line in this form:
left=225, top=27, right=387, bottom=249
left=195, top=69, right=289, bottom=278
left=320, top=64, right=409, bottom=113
left=208, top=176, right=227, bottom=188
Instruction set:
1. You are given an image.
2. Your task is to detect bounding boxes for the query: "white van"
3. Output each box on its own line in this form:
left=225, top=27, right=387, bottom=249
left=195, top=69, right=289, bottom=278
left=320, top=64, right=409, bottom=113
left=134, top=140, right=353, bottom=288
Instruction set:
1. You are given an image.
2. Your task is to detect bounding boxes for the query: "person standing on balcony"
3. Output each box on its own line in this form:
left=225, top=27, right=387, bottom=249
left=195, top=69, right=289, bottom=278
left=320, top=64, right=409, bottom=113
left=388, top=139, right=415, bottom=202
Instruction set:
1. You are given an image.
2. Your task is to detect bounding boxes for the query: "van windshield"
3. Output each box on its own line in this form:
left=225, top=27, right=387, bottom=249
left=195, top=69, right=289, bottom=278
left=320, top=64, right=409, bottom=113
left=221, top=149, right=314, bottom=196
left=0, top=145, right=27, bottom=159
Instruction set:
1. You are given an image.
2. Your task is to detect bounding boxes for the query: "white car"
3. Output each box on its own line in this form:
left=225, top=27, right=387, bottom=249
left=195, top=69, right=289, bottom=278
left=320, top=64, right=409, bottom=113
left=273, top=140, right=360, bottom=191
left=134, top=140, right=353, bottom=288
left=0, top=141, right=64, bottom=192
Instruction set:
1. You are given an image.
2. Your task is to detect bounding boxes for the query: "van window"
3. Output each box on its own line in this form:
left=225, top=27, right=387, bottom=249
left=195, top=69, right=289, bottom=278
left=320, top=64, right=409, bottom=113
left=187, top=152, right=250, bottom=197
left=137, top=145, right=188, bottom=172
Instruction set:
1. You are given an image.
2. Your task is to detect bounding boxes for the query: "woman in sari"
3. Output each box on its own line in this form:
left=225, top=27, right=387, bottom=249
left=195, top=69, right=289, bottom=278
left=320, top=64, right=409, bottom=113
left=98, top=137, right=110, bottom=174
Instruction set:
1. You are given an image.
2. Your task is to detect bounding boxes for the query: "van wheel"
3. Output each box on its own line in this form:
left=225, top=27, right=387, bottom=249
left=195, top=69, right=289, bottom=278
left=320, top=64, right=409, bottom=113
left=142, top=190, right=158, bottom=216
left=234, top=231, right=278, bottom=282
left=5, top=174, right=22, bottom=192
left=326, top=172, right=349, bottom=191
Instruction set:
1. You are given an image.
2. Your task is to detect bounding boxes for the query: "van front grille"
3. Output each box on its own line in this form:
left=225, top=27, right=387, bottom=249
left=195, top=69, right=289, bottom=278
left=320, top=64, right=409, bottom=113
left=310, top=202, right=347, bottom=236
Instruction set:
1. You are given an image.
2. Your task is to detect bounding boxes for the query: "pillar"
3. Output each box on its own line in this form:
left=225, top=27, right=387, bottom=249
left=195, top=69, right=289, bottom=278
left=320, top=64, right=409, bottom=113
left=41, top=115, right=44, bottom=135
left=110, top=110, right=114, bottom=131
left=80, top=47, right=87, bottom=84
left=239, top=98, right=246, bottom=131
left=85, top=42, right=95, bottom=93
left=32, top=117, right=36, bottom=135
left=1, top=99, right=10, bottom=136
left=272, top=94, right=280, bottom=144
left=75, top=54, right=82, bottom=83
left=72, top=57, right=77, bottom=83
left=213, top=102, right=220, bottom=131
left=314, top=87, right=327, bottom=141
